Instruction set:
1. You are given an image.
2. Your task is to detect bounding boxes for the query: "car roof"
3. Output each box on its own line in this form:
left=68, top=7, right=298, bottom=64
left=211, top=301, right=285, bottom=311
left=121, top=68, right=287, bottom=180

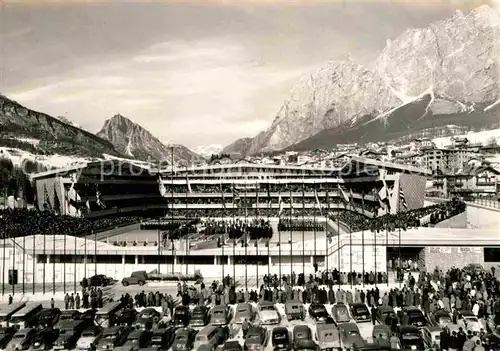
left=193, top=306, right=208, bottom=311
left=403, top=306, right=420, bottom=311
left=316, top=324, right=338, bottom=333
left=293, top=325, right=310, bottom=332
left=236, top=303, right=251, bottom=309
left=378, top=306, right=394, bottom=312
left=128, top=330, right=145, bottom=338
left=400, top=325, right=419, bottom=333
left=350, top=303, right=367, bottom=308
left=141, top=308, right=157, bottom=313
left=259, top=301, right=274, bottom=307
left=425, top=326, right=443, bottom=333
left=272, top=327, right=288, bottom=334
left=434, top=310, right=449, bottom=316
left=459, top=311, right=475, bottom=316
left=103, top=326, right=122, bottom=334
left=286, top=300, right=303, bottom=305
left=340, top=323, right=359, bottom=331
left=212, top=305, right=226, bottom=311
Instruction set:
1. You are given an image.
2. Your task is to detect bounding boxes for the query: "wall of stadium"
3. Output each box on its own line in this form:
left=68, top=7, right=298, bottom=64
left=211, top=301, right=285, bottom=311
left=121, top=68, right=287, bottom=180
left=423, top=247, right=484, bottom=272
left=336, top=236, right=388, bottom=274
left=397, top=173, right=426, bottom=211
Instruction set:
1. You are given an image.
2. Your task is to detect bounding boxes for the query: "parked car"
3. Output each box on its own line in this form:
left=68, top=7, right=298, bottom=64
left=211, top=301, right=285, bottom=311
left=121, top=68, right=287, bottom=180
left=30, top=328, right=59, bottom=351
left=148, top=327, right=176, bottom=350
left=35, top=309, right=61, bottom=328
left=234, top=304, right=254, bottom=324
left=427, top=310, right=452, bottom=328
left=6, top=328, right=37, bottom=351
left=223, top=341, right=242, bottom=351
left=257, top=302, right=280, bottom=325
left=58, top=310, right=82, bottom=324
left=171, top=328, right=197, bottom=351
left=271, top=327, right=290, bottom=351
left=292, top=325, right=312, bottom=347
left=331, top=303, right=351, bottom=324
left=372, top=325, right=391, bottom=341
left=53, top=320, right=87, bottom=351
left=173, top=307, right=191, bottom=328
left=85, top=275, right=114, bottom=287
left=376, top=307, right=397, bottom=325
left=244, top=325, right=267, bottom=351
left=122, top=329, right=152, bottom=351
left=96, top=326, right=131, bottom=351
left=210, top=305, right=232, bottom=326
left=316, top=323, right=340, bottom=351
left=293, top=339, right=319, bottom=351
left=189, top=306, right=210, bottom=328
left=421, top=326, right=442, bottom=350
left=284, top=301, right=304, bottom=321
left=135, top=309, right=161, bottom=330
left=308, top=304, right=329, bottom=323
left=349, top=303, right=370, bottom=323
left=76, top=326, right=103, bottom=351
left=398, top=325, right=425, bottom=351
left=399, top=307, right=426, bottom=328
left=338, top=323, right=362, bottom=349
left=456, top=310, right=482, bottom=333
left=0, top=327, right=16, bottom=350
left=118, top=309, right=139, bottom=327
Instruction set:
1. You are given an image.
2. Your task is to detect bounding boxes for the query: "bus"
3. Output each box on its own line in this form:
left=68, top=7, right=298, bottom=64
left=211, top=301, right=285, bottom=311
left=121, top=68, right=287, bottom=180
left=95, top=301, right=124, bottom=327
left=10, top=303, right=43, bottom=329
left=0, top=303, right=26, bottom=327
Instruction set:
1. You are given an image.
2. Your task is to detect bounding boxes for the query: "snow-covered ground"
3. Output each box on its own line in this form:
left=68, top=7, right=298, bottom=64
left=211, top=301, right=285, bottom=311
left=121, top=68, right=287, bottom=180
left=0, top=147, right=92, bottom=170
left=433, top=128, right=500, bottom=148
left=194, top=144, right=223, bottom=158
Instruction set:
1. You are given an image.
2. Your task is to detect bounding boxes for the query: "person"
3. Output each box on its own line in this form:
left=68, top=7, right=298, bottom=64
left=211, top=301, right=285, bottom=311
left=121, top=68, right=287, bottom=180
left=50, top=298, right=55, bottom=309
left=472, top=339, right=485, bottom=351
left=8, top=295, right=12, bottom=305
left=370, top=305, right=377, bottom=325
left=242, top=318, right=249, bottom=337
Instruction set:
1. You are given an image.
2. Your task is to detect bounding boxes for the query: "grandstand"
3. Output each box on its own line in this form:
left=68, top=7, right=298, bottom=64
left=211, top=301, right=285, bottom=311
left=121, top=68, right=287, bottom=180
left=30, top=156, right=430, bottom=218
left=3, top=156, right=492, bottom=291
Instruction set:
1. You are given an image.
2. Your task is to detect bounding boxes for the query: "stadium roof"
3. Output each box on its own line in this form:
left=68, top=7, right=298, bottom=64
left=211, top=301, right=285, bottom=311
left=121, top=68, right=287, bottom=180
left=348, top=156, right=432, bottom=176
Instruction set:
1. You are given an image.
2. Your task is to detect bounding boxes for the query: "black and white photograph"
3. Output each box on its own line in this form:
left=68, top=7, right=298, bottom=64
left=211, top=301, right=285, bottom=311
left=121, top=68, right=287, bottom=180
left=0, top=0, right=500, bottom=350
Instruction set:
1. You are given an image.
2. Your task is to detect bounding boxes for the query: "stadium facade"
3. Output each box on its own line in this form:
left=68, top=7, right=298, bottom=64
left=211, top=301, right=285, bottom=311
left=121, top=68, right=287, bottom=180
left=9, top=156, right=489, bottom=291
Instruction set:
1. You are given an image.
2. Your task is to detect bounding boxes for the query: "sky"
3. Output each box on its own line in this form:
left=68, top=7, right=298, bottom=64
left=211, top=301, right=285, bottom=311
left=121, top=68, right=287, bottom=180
left=0, top=0, right=495, bottom=149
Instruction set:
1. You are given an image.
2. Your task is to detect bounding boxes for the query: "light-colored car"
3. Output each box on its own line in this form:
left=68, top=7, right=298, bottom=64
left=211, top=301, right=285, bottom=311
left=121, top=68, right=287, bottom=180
left=233, top=304, right=254, bottom=324
left=6, top=328, right=37, bottom=351
left=256, top=302, right=280, bottom=325
left=457, top=311, right=481, bottom=333
left=77, top=326, right=103, bottom=350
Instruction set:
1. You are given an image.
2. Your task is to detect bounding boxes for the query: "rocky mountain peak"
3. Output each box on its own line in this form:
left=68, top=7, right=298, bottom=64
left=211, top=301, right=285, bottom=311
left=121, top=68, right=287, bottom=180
left=226, top=5, right=500, bottom=155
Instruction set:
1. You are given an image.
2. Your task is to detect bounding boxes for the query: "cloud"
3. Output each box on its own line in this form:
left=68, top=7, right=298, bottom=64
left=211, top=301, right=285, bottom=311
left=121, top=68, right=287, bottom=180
left=9, top=38, right=313, bottom=148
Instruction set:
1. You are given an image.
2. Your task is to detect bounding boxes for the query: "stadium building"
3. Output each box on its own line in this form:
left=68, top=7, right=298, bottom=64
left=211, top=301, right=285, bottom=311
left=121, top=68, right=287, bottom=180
left=2, top=156, right=498, bottom=291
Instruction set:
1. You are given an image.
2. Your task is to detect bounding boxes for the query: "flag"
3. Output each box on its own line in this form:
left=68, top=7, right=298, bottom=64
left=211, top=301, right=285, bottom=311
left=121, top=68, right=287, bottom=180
left=53, top=187, right=61, bottom=215
left=289, top=188, right=294, bottom=215
left=95, top=185, right=106, bottom=209
left=314, top=188, right=322, bottom=215
left=399, top=185, right=408, bottom=211
left=43, top=184, right=52, bottom=211
left=278, top=192, right=283, bottom=216
left=378, top=179, right=389, bottom=201
left=186, top=174, right=192, bottom=193
left=158, top=175, right=168, bottom=197
left=85, top=200, right=91, bottom=212
left=233, top=184, right=240, bottom=200
left=340, top=186, right=350, bottom=204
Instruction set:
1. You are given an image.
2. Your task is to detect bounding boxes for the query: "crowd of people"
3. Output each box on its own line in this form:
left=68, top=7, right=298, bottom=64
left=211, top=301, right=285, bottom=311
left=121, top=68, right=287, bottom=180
left=277, top=218, right=325, bottom=232
left=0, top=208, right=141, bottom=238
left=330, top=198, right=466, bottom=233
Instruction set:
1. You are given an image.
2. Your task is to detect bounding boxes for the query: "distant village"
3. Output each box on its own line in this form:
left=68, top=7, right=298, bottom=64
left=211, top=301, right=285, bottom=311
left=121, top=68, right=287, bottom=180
left=207, top=132, right=500, bottom=203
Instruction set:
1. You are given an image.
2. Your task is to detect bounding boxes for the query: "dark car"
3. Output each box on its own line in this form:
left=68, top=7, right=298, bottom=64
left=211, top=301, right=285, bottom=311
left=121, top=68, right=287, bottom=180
left=376, top=307, right=397, bottom=325
left=172, top=328, right=197, bottom=351
left=349, top=304, right=370, bottom=323
left=96, top=326, right=132, bottom=351
left=58, top=310, right=82, bottom=324
left=427, top=310, right=452, bottom=328
left=292, top=326, right=312, bottom=347
left=214, top=326, right=230, bottom=348
left=123, top=329, right=152, bottom=351
left=35, top=309, right=61, bottom=328
left=331, top=303, right=350, bottom=324
left=0, top=327, right=16, bottom=350
left=85, top=275, right=114, bottom=287
left=82, top=309, right=98, bottom=325
left=148, top=328, right=176, bottom=350
left=135, top=309, right=161, bottom=330
left=210, top=305, right=232, bottom=326
left=400, top=307, right=426, bottom=328
left=173, top=307, right=191, bottom=328
left=293, top=339, right=319, bottom=351
left=272, top=327, right=290, bottom=351
left=244, top=325, right=267, bottom=351
left=53, top=321, right=87, bottom=351
left=118, top=309, right=139, bottom=327
left=308, top=304, right=329, bottom=322
left=30, top=328, right=59, bottom=351
left=189, top=306, right=210, bottom=328
left=223, top=341, right=243, bottom=351
left=398, top=326, right=425, bottom=350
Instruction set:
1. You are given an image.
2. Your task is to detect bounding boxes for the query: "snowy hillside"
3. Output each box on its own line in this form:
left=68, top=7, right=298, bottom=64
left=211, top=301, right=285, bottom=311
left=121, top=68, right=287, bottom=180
left=433, top=128, right=500, bottom=148
left=0, top=147, right=93, bottom=171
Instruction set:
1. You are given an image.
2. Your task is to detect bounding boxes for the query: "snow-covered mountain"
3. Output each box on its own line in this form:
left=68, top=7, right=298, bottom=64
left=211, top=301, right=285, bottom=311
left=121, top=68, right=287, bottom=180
left=97, top=114, right=205, bottom=165
left=433, top=128, right=500, bottom=148
left=193, top=144, right=223, bottom=159
left=227, top=5, right=500, bottom=155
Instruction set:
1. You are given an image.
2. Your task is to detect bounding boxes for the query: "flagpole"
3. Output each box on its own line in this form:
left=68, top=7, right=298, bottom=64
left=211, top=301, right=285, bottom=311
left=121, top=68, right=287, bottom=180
left=255, top=181, right=259, bottom=290
left=325, top=189, right=329, bottom=280
left=244, top=185, right=248, bottom=292
left=348, top=188, right=352, bottom=289
left=289, top=186, right=293, bottom=287
left=301, top=181, right=305, bottom=279
left=53, top=227, right=56, bottom=294
left=336, top=183, right=341, bottom=289
left=171, top=146, right=174, bottom=275
left=361, top=190, right=365, bottom=288
left=185, top=170, right=188, bottom=276
left=22, top=235, right=25, bottom=295
left=32, top=229, right=35, bottom=295
left=313, top=184, right=317, bottom=272
left=232, top=182, right=236, bottom=285
left=2, top=221, right=5, bottom=296
left=386, top=220, right=389, bottom=287
left=278, top=185, right=282, bottom=288
left=43, top=229, right=46, bottom=295
left=12, top=234, right=15, bottom=296
left=266, top=183, right=270, bottom=278
left=63, top=229, right=66, bottom=294
left=74, top=232, right=77, bottom=294
left=221, top=181, right=225, bottom=285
